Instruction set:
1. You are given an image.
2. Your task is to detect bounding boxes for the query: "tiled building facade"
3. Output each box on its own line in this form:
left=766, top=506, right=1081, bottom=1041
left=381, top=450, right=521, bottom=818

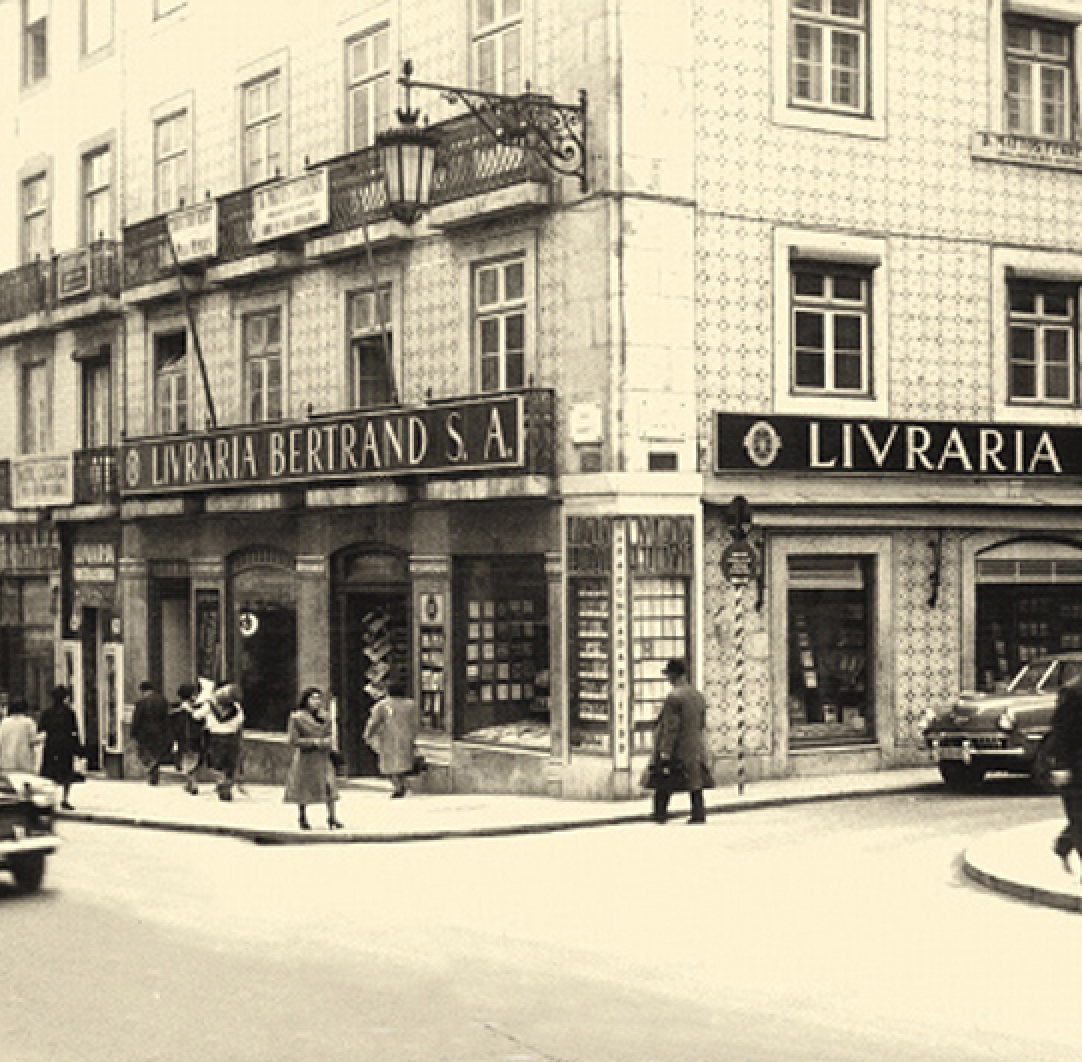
left=4, top=0, right=1082, bottom=796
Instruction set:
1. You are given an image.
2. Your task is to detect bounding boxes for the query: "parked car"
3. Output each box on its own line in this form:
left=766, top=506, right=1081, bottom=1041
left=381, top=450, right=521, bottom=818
left=921, top=653, right=1082, bottom=790
left=0, top=771, right=59, bottom=891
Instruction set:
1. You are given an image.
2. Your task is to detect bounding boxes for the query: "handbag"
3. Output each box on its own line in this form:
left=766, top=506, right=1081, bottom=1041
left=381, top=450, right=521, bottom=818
left=640, top=759, right=689, bottom=791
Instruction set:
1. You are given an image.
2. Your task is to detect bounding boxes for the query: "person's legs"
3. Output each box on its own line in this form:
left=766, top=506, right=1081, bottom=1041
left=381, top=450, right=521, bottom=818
left=298, top=803, right=310, bottom=829
left=652, top=787, right=671, bottom=824
left=61, top=782, right=73, bottom=810
left=688, top=789, right=706, bottom=824
left=327, top=800, right=343, bottom=828
left=390, top=773, right=407, bottom=798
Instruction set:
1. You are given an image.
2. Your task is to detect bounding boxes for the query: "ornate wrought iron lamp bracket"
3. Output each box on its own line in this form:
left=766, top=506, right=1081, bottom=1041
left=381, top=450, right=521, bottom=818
left=398, top=60, right=589, bottom=192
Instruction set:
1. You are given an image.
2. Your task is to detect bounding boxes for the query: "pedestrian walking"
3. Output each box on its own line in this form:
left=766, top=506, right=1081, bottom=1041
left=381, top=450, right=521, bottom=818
left=130, top=680, right=172, bottom=785
left=363, top=678, right=419, bottom=798
left=643, top=658, right=712, bottom=825
left=38, top=684, right=83, bottom=810
left=203, top=683, right=245, bottom=801
left=283, top=686, right=342, bottom=830
left=0, top=699, right=43, bottom=774
left=183, top=679, right=216, bottom=794
left=1051, top=673, right=1082, bottom=880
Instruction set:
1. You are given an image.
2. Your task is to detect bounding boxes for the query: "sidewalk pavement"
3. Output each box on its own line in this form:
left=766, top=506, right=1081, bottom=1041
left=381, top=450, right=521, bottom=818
left=963, top=819, right=1082, bottom=913
left=55, top=764, right=943, bottom=845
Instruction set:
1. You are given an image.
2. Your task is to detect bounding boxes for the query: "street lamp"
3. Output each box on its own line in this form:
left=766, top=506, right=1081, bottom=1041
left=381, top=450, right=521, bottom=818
left=376, top=59, right=589, bottom=225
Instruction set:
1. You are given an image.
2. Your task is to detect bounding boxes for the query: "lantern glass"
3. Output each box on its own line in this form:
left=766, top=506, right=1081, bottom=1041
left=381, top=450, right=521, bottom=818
left=377, top=124, right=438, bottom=224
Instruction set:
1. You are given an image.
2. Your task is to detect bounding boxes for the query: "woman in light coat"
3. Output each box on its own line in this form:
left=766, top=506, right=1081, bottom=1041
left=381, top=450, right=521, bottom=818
left=284, top=686, right=342, bottom=830
left=363, top=678, right=419, bottom=798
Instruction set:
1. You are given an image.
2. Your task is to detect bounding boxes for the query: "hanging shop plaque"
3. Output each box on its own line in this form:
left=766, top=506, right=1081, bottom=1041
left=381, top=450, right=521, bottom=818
left=717, top=412, right=1082, bottom=479
left=12, top=454, right=74, bottom=508
left=722, top=540, right=759, bottom=587
left=121, top=394, right=525, bottom=495
left=56, top=247, right=92, bottom=299
left=0, top=527, right=61, bottom=573
left=252, top=169, right=329, bottom=242
left=167, top=201, right=219, bottom=263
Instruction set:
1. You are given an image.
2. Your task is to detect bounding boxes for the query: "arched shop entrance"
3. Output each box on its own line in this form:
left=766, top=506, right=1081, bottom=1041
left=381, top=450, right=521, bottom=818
left=331, top=547, right=411, bottom=777
left=975, top=538, right=1082, bottom=691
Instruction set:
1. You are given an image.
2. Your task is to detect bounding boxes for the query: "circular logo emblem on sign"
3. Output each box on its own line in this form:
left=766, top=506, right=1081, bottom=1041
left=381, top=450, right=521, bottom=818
left=743, top=420, right=782, bottom=468
left=238, top=610, right=260, bottom=638
left=125, top=448, right=142, bottom=489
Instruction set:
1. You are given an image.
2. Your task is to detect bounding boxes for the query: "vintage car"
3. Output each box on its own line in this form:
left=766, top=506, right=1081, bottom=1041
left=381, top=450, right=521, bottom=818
left=0, top=770, right=59, bottom=891
left=921, top=653, right=1082, bottom=790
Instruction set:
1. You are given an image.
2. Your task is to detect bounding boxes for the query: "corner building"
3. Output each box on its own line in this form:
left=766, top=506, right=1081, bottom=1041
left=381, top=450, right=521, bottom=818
left=6, top=0, right=1082, bottom=797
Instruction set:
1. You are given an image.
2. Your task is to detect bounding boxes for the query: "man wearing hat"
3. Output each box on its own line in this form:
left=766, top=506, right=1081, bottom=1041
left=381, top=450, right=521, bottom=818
left=647, top=658, right=711, bottom=824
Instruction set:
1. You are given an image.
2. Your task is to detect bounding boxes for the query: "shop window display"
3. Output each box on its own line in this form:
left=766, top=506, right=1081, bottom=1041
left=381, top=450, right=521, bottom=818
left=631, top=576, right=690, bottom=753
left=787, top=557, right=872, bottom=746
left=454, top=557, right=550, bottom=749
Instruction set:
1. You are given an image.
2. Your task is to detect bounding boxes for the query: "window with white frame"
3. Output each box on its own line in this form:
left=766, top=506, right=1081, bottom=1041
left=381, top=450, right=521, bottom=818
left=475, top=257, right=526, bottom=392
left=791, top=261, right=871, bottom=395
left=1008, top=280, right=1076, bottom=404
left=154, top=331, right=188, bottom=435
left=22, top=0, right=48, bottom=87
left=1005, top=18, right=1073, bottom=140
left=243, top=71, right=283, bottom=186
left=82, top=146, right=113, bottom=242
left=20, top=360, right=50, bottom=455
left=82, top=0, right=113, bottom=54
left=154, top=110, right=190, bottom=215
left=349, top=288, right=394, bottom=408
left=82, top=354, right=111, bottom=449
left=789, top=0, right=867, bottom=114
left=473, top=0, right=523, bottom=95
left=21, top=173, right=49, bottom=264
left=244, top=309, right=283, bottom=423
left=347, top=25, right=392, bottom=151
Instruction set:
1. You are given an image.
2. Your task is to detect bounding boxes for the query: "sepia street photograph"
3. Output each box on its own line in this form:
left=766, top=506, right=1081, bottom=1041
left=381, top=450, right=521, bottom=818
left=3, top=1, right=1082, bottom=1059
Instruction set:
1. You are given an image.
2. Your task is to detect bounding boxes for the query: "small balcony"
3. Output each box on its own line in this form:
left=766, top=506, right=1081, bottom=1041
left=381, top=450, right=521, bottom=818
left=73, top=447, right=120, bottom=508
left=0, top=260, right=51, bottom=326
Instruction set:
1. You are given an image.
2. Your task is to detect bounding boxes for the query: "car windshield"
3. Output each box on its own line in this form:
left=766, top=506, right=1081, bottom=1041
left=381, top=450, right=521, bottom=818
left=1009, top=660, right=1060, bottom=694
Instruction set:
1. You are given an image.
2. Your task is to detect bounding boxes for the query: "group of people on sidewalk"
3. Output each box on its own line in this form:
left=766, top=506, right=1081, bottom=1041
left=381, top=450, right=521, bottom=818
left=130, top=675, right=422, bottom=830
left=0, top=684, right=85, bottom=809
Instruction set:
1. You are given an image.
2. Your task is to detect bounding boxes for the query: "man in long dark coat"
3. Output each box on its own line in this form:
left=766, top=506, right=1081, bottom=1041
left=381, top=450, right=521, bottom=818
left=131, top=680, right=171, bottom=785
left=648, top=657, right=711, bottom=825
left=1052, top=674, right=1082, bottom=880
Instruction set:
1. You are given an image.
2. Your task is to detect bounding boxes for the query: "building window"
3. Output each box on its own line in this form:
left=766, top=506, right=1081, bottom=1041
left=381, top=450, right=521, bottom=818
left=22, top=0, right=48, bottom=87
left=21, top=173, right=49, bottom=264
left=1008, top=280, right=1076, bottom=404
left=789, top=0, right=867, bottom=114
left=82, top=146, right=113, bottom=242
left=1005, top=18, right=1073, bottom=139
left=473, top=0, right=523, bottom=94
left=791, top=261, right=871, bottom=395
left=20, top=360, right=50, bottom=455
left=347, top=25, right=391, bottom=150
left=243, top=71, right=283, bottom=186
left=349, top=288, right=394, bottom=408
left=82, top=0, right=113, bottom=55
left=154, top=111, right=190, bottom=215
left=475, top=257, right=526, bottom=392
left=154, top=331, right=188, bottom=435
left=82, top=354, right=111, bottom=449
left=244, top=309, right=283, bottom=423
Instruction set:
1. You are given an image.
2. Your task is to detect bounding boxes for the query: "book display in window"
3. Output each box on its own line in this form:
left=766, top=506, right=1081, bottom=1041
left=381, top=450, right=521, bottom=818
left=419, top=625, right=446, bottom=731
left=570, top=576, right=612, bottom=753
left=631, top=576, right=690, bottom=753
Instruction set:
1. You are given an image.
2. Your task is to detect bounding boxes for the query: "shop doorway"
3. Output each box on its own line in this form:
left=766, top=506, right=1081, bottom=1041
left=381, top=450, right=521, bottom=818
left=336, top=591, right=410, bottom=776
left=150, top=577, right=191, bottom=699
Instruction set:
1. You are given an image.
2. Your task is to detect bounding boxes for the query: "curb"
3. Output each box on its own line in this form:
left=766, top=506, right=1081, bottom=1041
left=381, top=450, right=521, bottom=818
left=56, top=778, right=943, bottom=845
left=962, top=854, right=1082, bottom=914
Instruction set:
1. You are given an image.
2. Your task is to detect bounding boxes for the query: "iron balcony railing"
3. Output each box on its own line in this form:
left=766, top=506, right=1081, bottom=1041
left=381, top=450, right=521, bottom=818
left=0, top=241, right=122, bottom=326
left=73, top=447, right=120, bottom=507
left=429, top=113, right=550, bottom=205
left=122, top=214, right=173, bottom=289
left=0, top=260, right=51, bottom=325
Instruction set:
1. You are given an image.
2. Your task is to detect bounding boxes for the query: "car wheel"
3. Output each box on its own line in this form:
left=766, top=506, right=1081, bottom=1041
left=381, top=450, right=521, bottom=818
left=10, top=853, right=46, bottom=892
left=1032, top=736, right=1058, bottom=793
left=939, top=761, right=986, bottom=790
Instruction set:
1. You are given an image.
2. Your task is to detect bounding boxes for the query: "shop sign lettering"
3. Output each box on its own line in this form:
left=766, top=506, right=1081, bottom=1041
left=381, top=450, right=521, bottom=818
left=57, top=248, right=92, bottom=299
left=121, top=395, right=524, bottom=495
left=73, top=542, right=117, bottom=584
left=167, top=202, right=219, bottom=263
left=12, top=454, right=74, bottom=508
left=0, top=527, right=61, bottom=573
left=629, top=515, right=693, bottom=575
left=567, top=516, right=612, bottom=574
left=717, top=413, right=1082, bottom=478
left=252, top=170, right=329, bottom=242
